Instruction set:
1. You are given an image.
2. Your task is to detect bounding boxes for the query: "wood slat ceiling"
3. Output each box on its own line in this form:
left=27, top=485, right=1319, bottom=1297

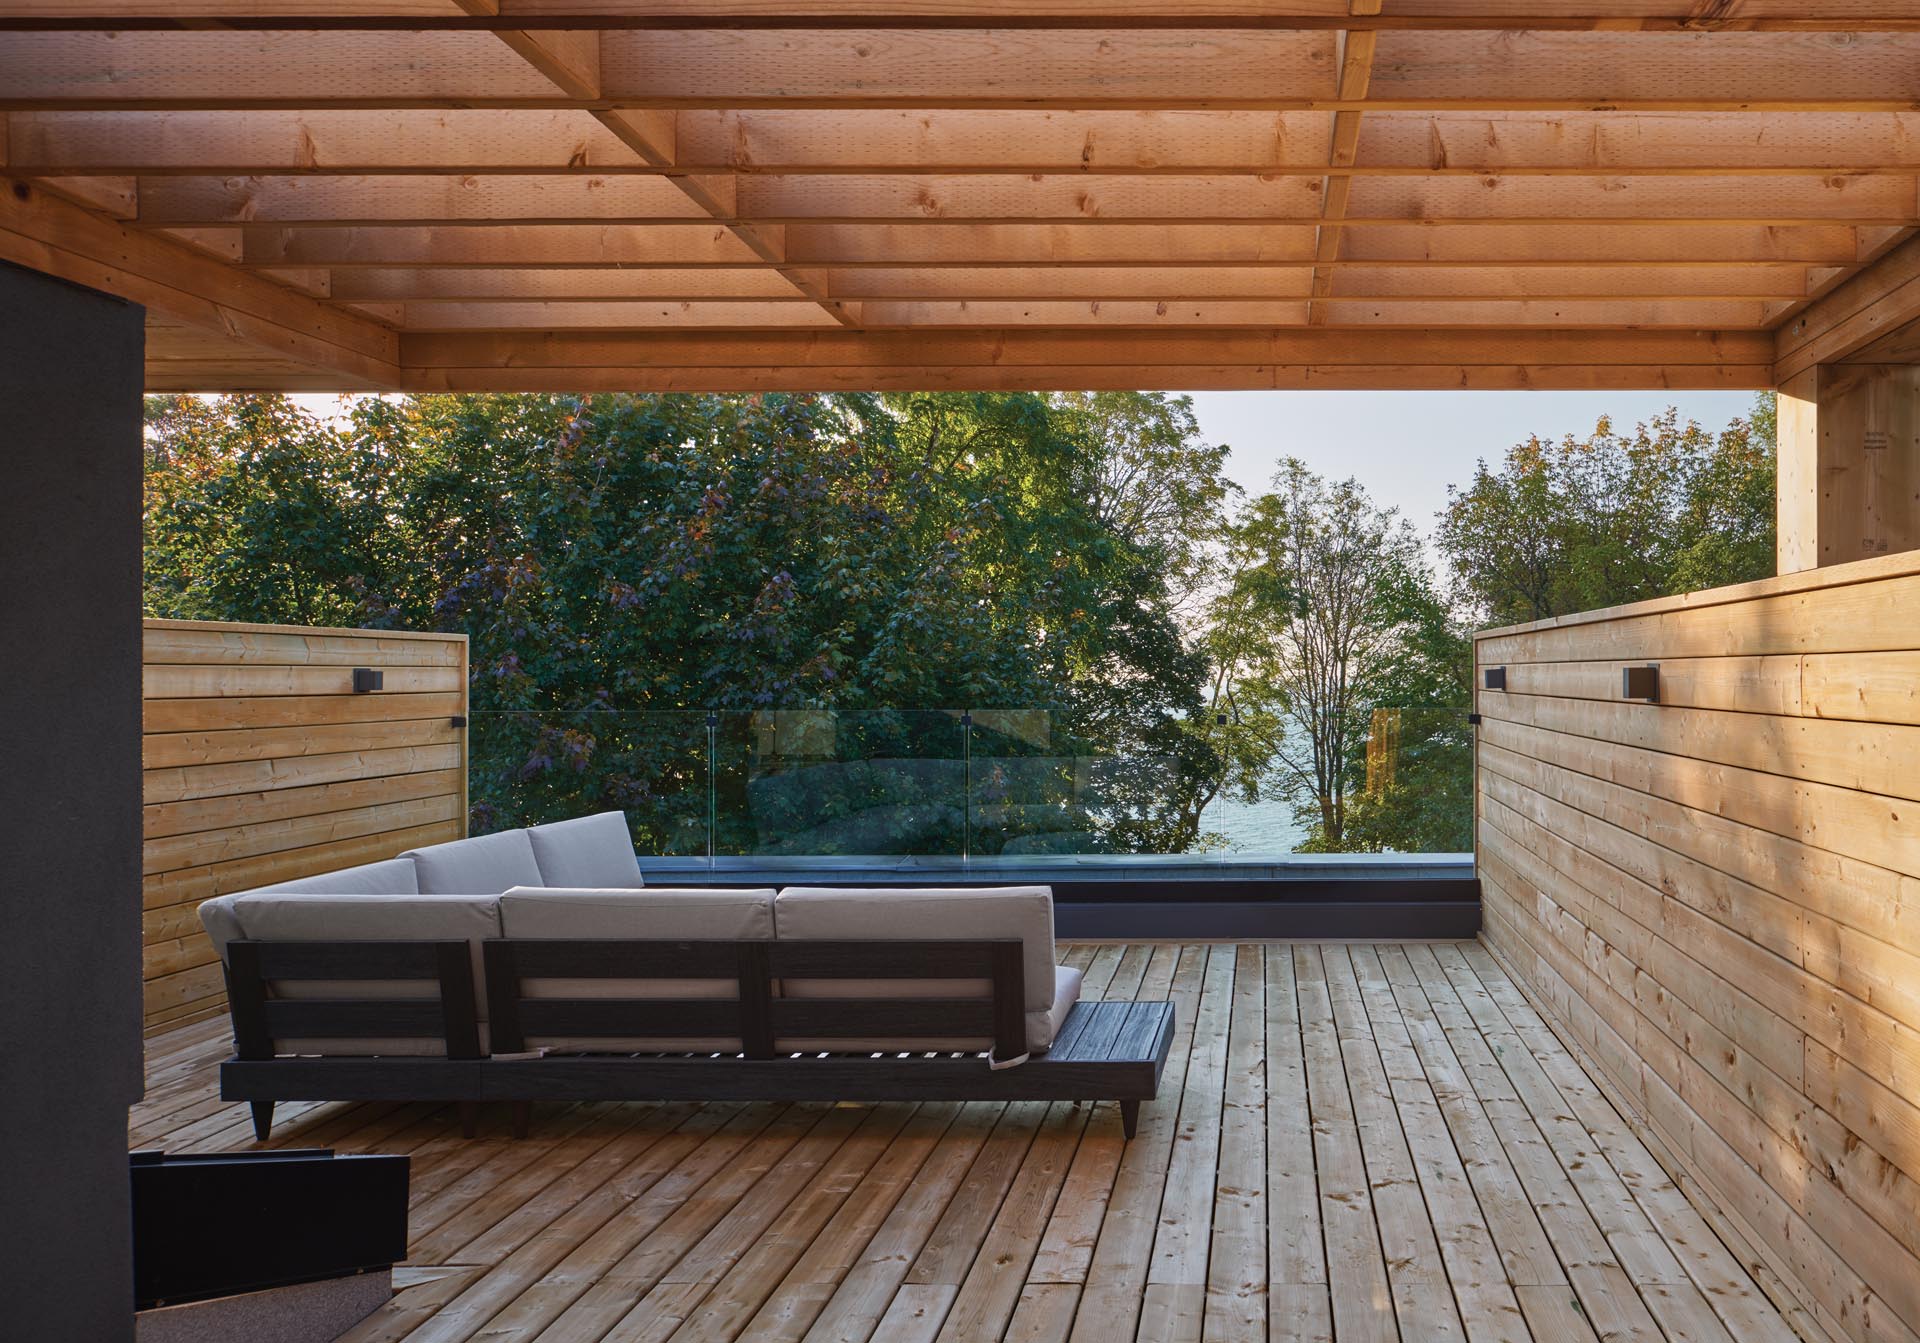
left=1, top=1, right=1916, bottom=391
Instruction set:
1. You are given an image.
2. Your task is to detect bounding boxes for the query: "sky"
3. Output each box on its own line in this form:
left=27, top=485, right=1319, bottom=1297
left=1183, top=389, right=1763, bottom=538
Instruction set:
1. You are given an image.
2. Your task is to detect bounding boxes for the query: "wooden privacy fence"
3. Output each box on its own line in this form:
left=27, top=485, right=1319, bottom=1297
left=142, top=619, right=468, bottom=1034
left=1473, top=550, right=1920, bottom=1343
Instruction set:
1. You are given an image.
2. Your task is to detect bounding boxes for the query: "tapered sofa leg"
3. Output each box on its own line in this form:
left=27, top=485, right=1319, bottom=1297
left=249, top=1100, right=275, bottom=1142
left=511, top=1102, right=532, bottom=1140
left=1120, top=1099, right=1140, bottom=1140
left=458, top=1101, right=479, bottom=1139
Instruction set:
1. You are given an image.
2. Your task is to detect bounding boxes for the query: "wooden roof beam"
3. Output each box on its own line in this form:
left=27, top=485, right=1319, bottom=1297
left=0, top=175, right=399, bottom=386
left=5, top=5, right=1919, bottom=32
left=1775, top=231, right=1920, bottom=380
left=395, top=325, right=1776, bottom=391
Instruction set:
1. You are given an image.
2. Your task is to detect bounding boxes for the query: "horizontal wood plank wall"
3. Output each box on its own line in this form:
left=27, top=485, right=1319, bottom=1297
left=141, top=618, right=468, bottom=1035
left=1472, top=550, right=1920, bottom=1343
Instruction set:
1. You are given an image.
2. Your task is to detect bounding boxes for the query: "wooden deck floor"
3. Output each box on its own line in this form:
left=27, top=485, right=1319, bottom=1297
left=131, top=942, right=1816, bottom=1343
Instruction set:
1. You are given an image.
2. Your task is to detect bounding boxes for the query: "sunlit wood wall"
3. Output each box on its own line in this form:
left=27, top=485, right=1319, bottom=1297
left=1474, top=551, right=1920, bottom=1343
left=141, top=618, right=468, bottom=1034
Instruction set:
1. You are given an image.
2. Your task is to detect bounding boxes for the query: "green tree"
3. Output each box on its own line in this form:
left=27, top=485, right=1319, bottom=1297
left=1205, top=461, right=1467, bottom=853
left=1437, top=394, right=1777, bottom=625
left=143, top=390, right=1230, bottom=856
left=142, top=394, right=397, bottom=626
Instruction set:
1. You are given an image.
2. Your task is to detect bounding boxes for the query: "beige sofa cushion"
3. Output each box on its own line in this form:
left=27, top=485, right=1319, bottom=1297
left=772, top=885, right=1064, bottom=1054
left=526, top=811, right=644, bottom=890
left=498, top=886, right=776, bottom=1052
left=402, top=829, right=543, bottom=895
left=229, top=893, right=502, bottom=1056
left=197, top=857, right=421, bottom=964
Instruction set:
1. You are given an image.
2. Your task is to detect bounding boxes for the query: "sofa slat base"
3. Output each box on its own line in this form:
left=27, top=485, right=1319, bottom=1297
left=219, top=1000, right=1174, bottom=1140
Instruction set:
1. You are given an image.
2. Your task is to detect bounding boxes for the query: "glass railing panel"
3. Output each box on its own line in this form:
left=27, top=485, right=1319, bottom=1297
left=965, top=709, right=1190, bottom=856
left=467, top=710, right=712, bottom=856
left=1342, top=704, right=1475, bottom=855
left=711, top=709, right=967, bottom=857
left=462, top=702, right=1473, bottom=866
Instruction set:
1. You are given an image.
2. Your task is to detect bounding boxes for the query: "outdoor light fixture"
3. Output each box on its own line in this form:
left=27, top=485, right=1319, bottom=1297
left=352, top=668, right=384, bottom=694
left=1483, top=666, right=1507, bottom=691
left=1622, top=665, right=1660, bottom=701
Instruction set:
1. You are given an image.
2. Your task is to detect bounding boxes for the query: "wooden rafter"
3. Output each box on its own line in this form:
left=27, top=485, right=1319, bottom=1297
left=1308, top=1, right=1377, bottom=326
left=454, top=20, right=858, bottom=324
left=0, top=5, right=1912, bottom=390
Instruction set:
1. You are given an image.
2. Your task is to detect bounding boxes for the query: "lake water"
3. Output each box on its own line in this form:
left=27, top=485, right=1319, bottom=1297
left=1194, top=793, right=1307, bottom=854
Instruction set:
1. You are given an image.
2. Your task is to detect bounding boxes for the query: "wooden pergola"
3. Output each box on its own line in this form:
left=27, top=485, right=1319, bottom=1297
left=0, top=2, right=1917, bottom=407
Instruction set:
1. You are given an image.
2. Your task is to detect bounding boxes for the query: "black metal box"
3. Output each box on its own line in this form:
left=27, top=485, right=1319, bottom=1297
left=130, top=1149, right=409, bottom=1309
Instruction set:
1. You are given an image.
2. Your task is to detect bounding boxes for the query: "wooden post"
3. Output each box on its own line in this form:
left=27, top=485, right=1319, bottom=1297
left=1777, top=362, right=1920, bottom=574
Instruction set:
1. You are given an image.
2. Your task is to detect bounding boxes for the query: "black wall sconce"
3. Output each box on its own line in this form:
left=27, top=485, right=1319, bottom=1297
left=351, top=668, right=384, bottom=694
left=1483, top=666, right=1507, bottom=691
left=1622, top=665, right=1660, bottom=702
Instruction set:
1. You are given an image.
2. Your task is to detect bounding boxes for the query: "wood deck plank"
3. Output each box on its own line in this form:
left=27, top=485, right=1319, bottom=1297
left=133, top=942, right=1814, bottom=1343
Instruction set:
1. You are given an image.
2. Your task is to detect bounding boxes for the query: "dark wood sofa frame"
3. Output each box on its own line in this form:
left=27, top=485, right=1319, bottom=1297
left=221, top=937, right=1175, bottom=1143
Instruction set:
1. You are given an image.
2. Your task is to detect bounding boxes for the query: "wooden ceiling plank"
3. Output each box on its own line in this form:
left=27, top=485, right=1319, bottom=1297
left=130, top=173, right=715, bottom=223
left=3, top=109, right=651, bottom=174
left=16, top=109, right=1920, bottom=177
left=307, top=260, right=1808, bottom=302
left=852, top=297, right=1767, bottom=328
left=114, top=169, right=1920, bottom=225
left=326, top=264, right=811, bottom=298
left=822, top=263, right=1806, bottom=300
left=204, top=219, right=1867, bottom=268
left=232, top=220, right=773, bottom=265
left=7, top=29, right=1920, bottom=110
left=391, top=298, right=846, bottom=326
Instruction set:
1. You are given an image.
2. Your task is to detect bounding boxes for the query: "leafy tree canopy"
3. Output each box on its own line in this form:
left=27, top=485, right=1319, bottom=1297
left=1436, top=394, right=1777, bottom=626
left=144, top=389, right=1225, bottom=853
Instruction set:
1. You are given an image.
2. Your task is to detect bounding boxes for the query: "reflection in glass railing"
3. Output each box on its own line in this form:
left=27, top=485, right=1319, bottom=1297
left=467, top=705, right=1472, bottom=861
left=715, top=710, right=966, bottom=857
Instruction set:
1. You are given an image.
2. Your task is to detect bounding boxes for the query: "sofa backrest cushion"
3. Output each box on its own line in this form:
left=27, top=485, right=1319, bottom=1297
left=228, top=893, right=502, bottom=1056
left=771, top=885, right=1060, bottom=1054
left=402, top=828, right=543, bottom=895
left=526, top=811, right=644, bottom=890
left=196, top=857, right=423, bottom=965
left=498, top=886, right=776, bottom=1051
left=257, top=857, right=422, bottom=897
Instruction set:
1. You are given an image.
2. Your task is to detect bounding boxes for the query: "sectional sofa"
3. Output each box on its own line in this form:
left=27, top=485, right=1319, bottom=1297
left=200, top=812, right=1175, bottom=1141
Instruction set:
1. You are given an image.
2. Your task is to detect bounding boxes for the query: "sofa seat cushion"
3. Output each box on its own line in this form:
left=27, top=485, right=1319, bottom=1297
left=402, top=829, right=543, bottom=895
left=526, top=811, right=644, bottom=890
left=499, top=886, right=775, bottom=1052
left=197, top=857, right=422, bottom=964
left=772, top=885, right=1061, bottom=1054
left=229, top=893, right=502, bottom=1057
